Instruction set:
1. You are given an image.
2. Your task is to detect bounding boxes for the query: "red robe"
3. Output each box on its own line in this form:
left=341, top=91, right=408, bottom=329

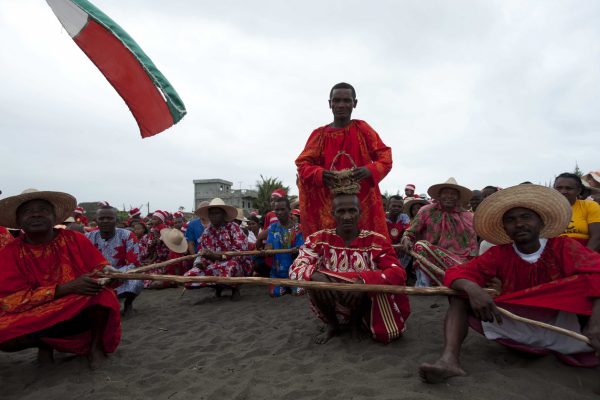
left=0, top=229, right=121, bottom=355
left=290, top=229, right=410, bottom=343
left=296, top=120, right=392, bottom=239
left=445, top=236, right=600, bottom=366
left=0, top=226, right=13, bottom=250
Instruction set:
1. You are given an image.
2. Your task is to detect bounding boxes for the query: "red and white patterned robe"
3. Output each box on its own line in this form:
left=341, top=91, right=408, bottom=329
left=290, top=229, right=410, bottom=343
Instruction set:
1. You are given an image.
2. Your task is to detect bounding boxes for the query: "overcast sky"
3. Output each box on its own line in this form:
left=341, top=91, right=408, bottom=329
left=1, top=0, right=599, bottom=213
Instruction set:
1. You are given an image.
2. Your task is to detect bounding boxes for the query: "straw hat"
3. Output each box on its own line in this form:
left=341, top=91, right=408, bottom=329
left=427, top=178, right=473, bottom=203
left=403, top=197, right=430, bottom=216
left=0, top=189, right=77, bottom=229
left=196, top=198, right=238, bottom=222
left=474, top=184, right=572, bottom=245
left=235, top=208, right=245, bottom=221
left=583, top=170, right=600, bottom=187
left=194, top=200, right=210, bottom=216
left=160, top=228, right=188, bottom=253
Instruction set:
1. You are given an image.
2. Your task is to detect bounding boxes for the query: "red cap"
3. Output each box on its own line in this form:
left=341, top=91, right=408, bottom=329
left=271, top=189, right=287, bottom=198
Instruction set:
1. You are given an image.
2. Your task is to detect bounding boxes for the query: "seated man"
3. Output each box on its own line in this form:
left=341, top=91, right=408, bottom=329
left=0, top=189, right=121, bottom=368
left=290, top=192, right=410, bottom=344
left=419, top=184, right=600, bottom=383
left=87, top=205, right=143, bottom=316
left=184, top=198, right=252, bottom=300
left=400, top=177, right=478, bottom=286
left=265, top=196, right=304, bottom=297
left=386, top=195, right=410, bottom=245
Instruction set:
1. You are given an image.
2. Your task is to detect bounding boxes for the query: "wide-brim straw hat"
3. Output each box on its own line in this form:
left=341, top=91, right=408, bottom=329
left=474, top=184, right=572, bottom=245
left=0, top=189, right=77, bottom=229
left=427, top=177, right=473, bottom=203
left=196, top=198, right=238, bottom=222
left=582, top=172, right=600, bottom=194
left=403, top=197, right=430, bottom=215
left=583, top=170, right=600, bottom=186
left=160, top=228, right=188, bottom=253
left=235, top=208, right=245, bottom=221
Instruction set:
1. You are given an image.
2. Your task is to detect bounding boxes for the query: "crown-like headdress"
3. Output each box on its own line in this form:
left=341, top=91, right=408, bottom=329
left=330, top=151, right=361, bottom=195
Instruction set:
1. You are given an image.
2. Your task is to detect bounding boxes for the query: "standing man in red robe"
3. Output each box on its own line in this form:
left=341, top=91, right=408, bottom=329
left=295, top=82, right=392, bottom=239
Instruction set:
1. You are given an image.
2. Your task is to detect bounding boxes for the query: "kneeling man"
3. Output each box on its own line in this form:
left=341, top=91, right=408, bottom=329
left=419, top=184, right=600, bottom=383
left=290, top=193, right=410, bottom=344
left=0, top=190, right=121, bottom=368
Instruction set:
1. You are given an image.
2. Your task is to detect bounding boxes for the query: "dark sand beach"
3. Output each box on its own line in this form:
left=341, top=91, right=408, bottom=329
left=2, top=286, right=598, bottom=400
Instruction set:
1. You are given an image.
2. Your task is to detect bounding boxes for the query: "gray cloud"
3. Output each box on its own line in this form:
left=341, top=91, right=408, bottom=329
left=0, top=0, right=598, bottom=211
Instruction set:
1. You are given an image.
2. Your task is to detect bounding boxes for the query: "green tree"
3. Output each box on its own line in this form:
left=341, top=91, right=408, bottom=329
left=255, top=175, right=290, bottom=215
left=574, top=162, right=583, bottom=177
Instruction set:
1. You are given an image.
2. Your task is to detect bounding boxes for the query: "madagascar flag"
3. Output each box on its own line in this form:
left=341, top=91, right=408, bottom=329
left=46, top=0, right=186, bottom=138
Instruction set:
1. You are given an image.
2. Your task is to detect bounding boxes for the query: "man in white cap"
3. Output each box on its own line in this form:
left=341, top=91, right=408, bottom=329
left=400, top=178, right=478, bottom=286
left=0, top=190, right=121, bottom=368
left=419, top=184, right=600, bottom=383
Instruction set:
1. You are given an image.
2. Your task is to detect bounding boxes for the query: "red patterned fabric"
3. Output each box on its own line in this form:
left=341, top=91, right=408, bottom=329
left=296, top=120, right=392, bottom=239
left=0, top=227, right=14, bottom=250
left=290, top=229, right=410, bottom=343
left=184, top=222, right=252, bottom=287
left=0, top=230, right=121, bottom=354
left=139, top=225, right=170, bottom=264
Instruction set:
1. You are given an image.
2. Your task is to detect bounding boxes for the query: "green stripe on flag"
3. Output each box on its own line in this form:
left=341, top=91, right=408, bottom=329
left=72, top=0, right=186, bottom=123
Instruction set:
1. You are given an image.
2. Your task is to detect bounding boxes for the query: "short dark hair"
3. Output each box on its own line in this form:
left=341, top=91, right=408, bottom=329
left=554, top=172, right=584, bottom=190
left=248, top=215, right=260, bottom=224
left=329, top=82, right=356, bottom=99
left=273, top=197, right=291, bottom=210
left=389, top=195, right=404, bottom=202
left=482, top=186, right=499, bottom=192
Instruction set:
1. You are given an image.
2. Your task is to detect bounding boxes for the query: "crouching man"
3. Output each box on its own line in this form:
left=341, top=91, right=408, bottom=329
left=0, top=190, right=121, bottom=369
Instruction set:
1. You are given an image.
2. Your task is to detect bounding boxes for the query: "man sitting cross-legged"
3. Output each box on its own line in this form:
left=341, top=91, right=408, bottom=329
left=0, top=189, right=121, bottom=369
left=290, top=193, right=410, bottom=344
left=419, top=184, right=600, bottom=383
left=184, top=198, right=253, bottom=300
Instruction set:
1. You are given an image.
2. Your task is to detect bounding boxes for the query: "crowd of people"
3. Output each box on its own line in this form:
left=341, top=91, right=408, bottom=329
left=1, top=83, right=600, bottom=387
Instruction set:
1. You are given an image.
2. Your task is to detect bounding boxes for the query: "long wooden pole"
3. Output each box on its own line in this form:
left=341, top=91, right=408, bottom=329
left=128, top=248, right=298, bottom=274
left=122, top=247, right=592, bottom=345
left=100, top=272, right=497, bottom=296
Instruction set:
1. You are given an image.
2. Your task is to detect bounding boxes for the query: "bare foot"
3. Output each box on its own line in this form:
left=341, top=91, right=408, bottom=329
left=313, top=324, right=338, bottom=345
left=230, top=287, right=241, bottom=301
left=419, top=359, right=466, bottom=383
left=87, top=346, right=107, bottom=370
left=36, top=347, right=54, bottom=366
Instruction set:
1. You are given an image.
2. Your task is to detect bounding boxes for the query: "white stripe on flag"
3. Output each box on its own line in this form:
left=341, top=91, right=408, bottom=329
left=47, top=0, right=88, bottom=38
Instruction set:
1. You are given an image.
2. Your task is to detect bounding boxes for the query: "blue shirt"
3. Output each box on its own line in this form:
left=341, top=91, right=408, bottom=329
left=185, top=218, right=205, bottom=250
left=266, top=221, right=304, bottom=276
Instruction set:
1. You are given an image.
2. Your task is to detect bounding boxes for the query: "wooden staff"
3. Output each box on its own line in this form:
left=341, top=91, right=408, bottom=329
left=128, top=248, right=298, bottom=274
left=496, top=307, right=591, bottom=345
left=100, top=272, right=497, bottom=296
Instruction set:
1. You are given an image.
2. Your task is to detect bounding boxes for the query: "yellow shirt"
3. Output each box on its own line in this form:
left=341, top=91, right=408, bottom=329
left=562, top=199, right=600, bottom=239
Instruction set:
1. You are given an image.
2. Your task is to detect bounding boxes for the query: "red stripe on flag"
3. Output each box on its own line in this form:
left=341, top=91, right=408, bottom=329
left=74, top=19, right=174, bottom=138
